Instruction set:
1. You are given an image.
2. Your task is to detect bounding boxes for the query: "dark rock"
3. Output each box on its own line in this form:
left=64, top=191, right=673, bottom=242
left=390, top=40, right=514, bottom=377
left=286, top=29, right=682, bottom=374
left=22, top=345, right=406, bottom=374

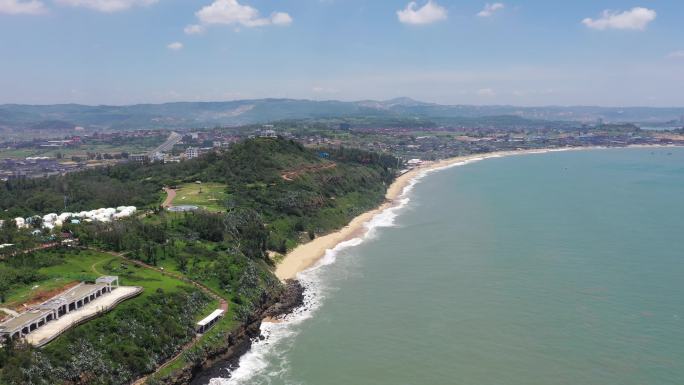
left=262, top=280, right=305, bottom=320
left=158, top=280, right=306, bottom=385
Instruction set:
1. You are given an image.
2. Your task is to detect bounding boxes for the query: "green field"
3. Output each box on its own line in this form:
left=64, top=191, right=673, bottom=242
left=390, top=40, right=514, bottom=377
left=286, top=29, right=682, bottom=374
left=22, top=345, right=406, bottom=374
left=99, top=257, right=191, bottom=297
left=1, top=249, right=191, bottom=310
left=3, top=250, right=113, bottom=308
left=173, top=182, right=229, bottom=212
left=0, top=144, right=155, bottom=160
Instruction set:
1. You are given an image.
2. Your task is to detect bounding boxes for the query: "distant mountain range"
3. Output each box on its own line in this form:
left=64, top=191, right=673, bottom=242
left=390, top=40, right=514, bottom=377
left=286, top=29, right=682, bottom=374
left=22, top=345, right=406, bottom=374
left=1, top=98, right=683, bottom=131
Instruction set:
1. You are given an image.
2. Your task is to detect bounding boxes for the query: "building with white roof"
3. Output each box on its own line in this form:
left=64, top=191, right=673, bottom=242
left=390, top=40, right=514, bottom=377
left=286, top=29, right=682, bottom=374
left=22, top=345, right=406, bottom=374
left=14, top=206, right=138, bottom=233
left=196, top=309, right=225, bottom=334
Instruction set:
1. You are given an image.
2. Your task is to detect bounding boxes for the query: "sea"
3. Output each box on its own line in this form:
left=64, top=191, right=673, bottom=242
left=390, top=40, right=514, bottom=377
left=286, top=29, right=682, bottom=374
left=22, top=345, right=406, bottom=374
left=207, top=147, right=684, bottom=385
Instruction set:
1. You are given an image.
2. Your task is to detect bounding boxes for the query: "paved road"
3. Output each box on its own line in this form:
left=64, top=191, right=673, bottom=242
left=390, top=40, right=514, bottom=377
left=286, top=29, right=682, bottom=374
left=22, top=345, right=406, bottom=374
left=149, top=131, right=182, bottom=156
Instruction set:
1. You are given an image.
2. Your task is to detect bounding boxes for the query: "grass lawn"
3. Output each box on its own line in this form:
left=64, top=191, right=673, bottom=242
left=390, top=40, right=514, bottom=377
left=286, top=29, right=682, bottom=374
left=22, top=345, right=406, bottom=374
left=3, top=247, right=241, bottom=380
left=4, top=250, right=115, bottom=308
left=100, top=257, right=191, bottom=297
left=3, top=249, right=191, bottom=309
left=173, top=182, right=229, bottom=212
left=155, top=253, right=229, bottom=302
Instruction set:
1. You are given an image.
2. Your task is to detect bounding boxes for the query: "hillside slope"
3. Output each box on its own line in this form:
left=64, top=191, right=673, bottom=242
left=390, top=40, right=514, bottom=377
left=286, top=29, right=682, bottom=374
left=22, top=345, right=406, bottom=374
left=0, top=138, right=399, bottom=385
left=2, top=99, right=683, bottom=131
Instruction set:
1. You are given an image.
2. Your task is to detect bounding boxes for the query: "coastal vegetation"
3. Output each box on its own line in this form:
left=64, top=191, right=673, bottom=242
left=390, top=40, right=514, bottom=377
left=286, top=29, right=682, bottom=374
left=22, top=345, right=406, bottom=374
left=0, top=138, right=399, bottom=384
left=0, top=248, right=210, bottom=385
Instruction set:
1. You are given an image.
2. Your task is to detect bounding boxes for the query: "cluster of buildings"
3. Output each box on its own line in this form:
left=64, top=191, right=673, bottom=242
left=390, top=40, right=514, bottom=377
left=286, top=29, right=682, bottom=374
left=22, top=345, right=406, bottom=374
left=0, top=157, right=81, bottom=181
left=38, top=137, right=82, bottom=149
left=130, top=147, right=207, bottom=163
left=328, top=125, right=684, bottom=161
left=129, top=131, right=241, bottom=164
left=13, top=206, right=137, bottom=231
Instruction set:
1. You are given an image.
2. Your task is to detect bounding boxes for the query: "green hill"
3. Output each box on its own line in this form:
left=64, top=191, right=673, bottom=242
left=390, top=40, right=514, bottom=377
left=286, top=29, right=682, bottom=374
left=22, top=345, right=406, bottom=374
left=2, top=99, right=683, bottom=132
left=0, top=138, right=399, bottom=385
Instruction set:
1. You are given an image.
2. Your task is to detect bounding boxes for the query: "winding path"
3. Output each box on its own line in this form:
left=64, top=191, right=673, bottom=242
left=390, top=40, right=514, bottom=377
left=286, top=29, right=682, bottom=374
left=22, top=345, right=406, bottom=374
left=162, top=187, right=177, bottom=208
left=91, top=248, right=228, bottom=311
left=88, top=248, right=228, bottom=385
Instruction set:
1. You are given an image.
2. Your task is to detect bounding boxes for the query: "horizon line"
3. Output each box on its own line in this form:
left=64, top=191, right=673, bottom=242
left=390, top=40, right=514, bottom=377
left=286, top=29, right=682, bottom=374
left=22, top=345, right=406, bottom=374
left=1, top=97, right=684, bottom=110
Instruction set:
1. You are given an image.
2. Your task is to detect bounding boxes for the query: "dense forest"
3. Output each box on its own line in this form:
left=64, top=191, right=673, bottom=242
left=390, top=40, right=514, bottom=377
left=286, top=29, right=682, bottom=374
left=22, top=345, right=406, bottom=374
left=0, top=138, right=399, bottom=385
left=1, top=138, right=399, bottom=256
left=0, top=138, right=398, bottom=218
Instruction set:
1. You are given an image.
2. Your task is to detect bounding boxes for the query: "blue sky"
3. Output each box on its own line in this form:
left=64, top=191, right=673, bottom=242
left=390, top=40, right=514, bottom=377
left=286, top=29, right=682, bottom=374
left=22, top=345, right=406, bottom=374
left=0, top=0, right=682, bottom=106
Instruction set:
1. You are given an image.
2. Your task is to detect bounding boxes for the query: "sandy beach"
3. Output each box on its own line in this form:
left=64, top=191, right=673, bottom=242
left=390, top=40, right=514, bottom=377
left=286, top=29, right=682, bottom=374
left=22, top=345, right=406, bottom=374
left=274, top=144, right=679, bottom=280
left=274, top=148, right=555, bottom=280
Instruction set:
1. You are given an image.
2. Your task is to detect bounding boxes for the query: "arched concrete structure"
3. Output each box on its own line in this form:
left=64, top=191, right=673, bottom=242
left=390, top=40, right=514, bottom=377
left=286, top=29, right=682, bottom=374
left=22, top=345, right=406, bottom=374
left=0, top=276, right=121, bottom=342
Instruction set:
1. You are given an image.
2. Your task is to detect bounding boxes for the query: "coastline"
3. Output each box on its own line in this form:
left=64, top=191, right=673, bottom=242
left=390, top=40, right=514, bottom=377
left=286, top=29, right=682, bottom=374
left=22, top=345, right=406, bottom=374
left=274, top=149, right=532, bottom=280
left=191, top=143, right=681, bottom=385
left=274, top=158, right=425, bottom=280
left=274, top=144, right=677, bottom=281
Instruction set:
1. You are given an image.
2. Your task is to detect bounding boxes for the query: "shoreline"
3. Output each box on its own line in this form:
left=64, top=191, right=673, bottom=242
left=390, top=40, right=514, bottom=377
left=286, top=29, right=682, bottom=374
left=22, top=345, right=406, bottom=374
left=274, top=144, right=678, bottom=281
left=190, top=143, right=680, bottom=385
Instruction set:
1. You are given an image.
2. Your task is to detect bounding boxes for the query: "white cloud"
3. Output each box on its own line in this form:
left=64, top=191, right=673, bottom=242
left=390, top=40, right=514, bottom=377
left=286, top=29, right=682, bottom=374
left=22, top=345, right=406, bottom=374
left=512, top=89, right=554, bottom=97
left=271, top=11, right=292, bottom=26
left=477, top=88, right=496, bottom=96
left=397, top=1, right=447, bottom=25
left=0, top=0, right=46, bottom=15
left=55, top=0, right=157, bottom=12
left=582, top=7, right=656, bottom=31
left=312, top=86, right=339, bottom=94
left=167, top=41, right=183, bottom=51
left=667, top=51, right=684, bottom=58
left=184, top=24, right=205, bottom=35
left=477, top=2, right=504, bottom=17
left=195, top=0, right=293, bottom=28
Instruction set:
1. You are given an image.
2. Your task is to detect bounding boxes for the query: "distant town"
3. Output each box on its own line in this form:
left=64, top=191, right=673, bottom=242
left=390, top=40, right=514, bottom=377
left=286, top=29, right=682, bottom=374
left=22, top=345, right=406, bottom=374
left=2, top=118, right=683, bottom=180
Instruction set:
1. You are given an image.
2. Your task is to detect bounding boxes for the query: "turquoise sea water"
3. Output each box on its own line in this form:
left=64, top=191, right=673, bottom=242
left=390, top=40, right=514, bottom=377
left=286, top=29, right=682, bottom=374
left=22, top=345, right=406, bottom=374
left=212, top=147, right=684, bottom=385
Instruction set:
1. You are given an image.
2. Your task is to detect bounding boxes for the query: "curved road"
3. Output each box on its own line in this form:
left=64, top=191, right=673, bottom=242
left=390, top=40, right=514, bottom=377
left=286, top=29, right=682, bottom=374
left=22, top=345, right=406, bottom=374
left=162, top=187, right=177, bottom=208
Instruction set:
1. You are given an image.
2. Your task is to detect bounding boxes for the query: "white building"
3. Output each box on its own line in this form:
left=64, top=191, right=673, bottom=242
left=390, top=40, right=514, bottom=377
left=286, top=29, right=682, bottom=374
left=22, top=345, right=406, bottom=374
left=196, top=309, right=224, bottom=334
left=185, top=147, right=200, bottom=160
left=13, top=206, right=137, bottom=232
left=259, top=129, right=277, bottom=138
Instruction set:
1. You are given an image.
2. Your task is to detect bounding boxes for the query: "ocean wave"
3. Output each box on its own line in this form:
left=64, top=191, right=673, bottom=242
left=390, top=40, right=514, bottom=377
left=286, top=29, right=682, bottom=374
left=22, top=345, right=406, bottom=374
left=209, top=203, right=415, bottom=384
left=208, top=276, right=320, bottom=385
left=208, top=156, right=485, bottom=385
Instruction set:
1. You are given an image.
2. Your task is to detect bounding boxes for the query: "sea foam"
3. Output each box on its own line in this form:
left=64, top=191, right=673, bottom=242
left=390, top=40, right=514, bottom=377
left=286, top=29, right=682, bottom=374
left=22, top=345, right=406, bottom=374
left=208, top=155, right=489, bottom=385
left=208, top=147, right=617, bottom=384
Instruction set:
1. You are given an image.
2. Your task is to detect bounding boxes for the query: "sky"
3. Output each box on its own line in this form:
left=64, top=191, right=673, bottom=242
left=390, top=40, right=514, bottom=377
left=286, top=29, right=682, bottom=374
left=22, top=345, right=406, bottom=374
left=0, top=0, right=683, bottom=106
